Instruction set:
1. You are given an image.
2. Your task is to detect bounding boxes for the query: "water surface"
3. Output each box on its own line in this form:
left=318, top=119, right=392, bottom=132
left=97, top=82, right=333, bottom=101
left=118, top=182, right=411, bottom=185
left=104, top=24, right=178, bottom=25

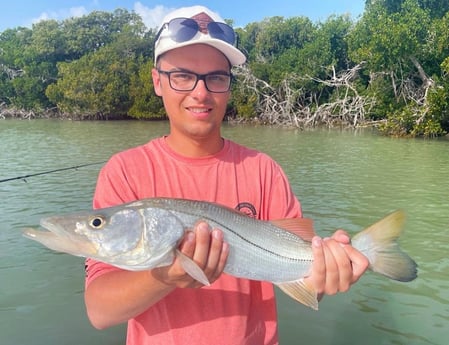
left=1, top=120, right=448, bottom=344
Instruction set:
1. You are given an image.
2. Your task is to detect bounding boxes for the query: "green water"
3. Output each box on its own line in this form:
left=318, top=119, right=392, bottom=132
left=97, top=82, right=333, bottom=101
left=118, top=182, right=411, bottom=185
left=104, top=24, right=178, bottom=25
left=1, top=119, right=448, bottom=345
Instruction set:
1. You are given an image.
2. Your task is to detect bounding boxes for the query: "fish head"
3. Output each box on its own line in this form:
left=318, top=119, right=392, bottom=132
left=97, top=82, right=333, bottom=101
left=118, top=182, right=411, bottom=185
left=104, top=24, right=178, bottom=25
left=23, top=201, right=186, bottom=270
left=24, top=205, right=145, bottom=261
left=47, top=208, right=144, bottom=256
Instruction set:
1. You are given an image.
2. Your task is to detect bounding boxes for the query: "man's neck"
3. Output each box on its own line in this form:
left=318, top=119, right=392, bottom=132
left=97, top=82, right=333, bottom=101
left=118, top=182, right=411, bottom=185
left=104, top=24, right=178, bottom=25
left=165, top=134, right=224, bottom=157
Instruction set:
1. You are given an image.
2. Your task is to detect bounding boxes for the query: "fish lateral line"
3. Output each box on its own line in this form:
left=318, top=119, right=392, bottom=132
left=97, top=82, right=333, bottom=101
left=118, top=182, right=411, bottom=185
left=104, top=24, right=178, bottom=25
left=190, top=213, right=313, bottom=262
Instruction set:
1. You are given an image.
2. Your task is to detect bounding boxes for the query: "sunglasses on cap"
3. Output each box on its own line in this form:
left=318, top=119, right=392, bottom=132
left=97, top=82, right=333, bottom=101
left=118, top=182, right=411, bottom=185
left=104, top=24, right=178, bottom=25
left=154, top=17, right=237, bottom=46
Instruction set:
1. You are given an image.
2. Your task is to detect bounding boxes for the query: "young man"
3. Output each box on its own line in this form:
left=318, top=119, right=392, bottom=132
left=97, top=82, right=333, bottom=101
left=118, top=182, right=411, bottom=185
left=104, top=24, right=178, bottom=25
left=84, top=5, right=368, bottom=344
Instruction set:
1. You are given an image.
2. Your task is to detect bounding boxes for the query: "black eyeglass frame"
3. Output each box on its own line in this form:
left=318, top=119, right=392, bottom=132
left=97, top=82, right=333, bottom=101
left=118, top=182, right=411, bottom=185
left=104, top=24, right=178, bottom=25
left=157, top=69, right=233, bottom=93
left=154, top=17, right=237, bottom=47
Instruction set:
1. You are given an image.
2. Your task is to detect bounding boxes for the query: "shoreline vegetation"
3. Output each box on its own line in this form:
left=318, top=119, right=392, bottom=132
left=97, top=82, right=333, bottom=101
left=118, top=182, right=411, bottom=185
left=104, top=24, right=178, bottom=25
left=1, top=1, right=449, bottom=137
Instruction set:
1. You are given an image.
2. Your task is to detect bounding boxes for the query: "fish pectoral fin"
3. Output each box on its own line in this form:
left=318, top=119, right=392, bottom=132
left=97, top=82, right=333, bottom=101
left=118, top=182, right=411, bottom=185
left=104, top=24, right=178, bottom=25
left=175, top=250, right=211, bottom=286
left=276, top=279, right=319, bottom=310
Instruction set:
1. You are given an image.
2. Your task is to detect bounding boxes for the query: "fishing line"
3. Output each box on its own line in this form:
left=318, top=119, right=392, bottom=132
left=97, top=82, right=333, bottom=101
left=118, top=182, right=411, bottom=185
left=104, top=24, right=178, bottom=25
left=0, top=161, right=106, bottom=183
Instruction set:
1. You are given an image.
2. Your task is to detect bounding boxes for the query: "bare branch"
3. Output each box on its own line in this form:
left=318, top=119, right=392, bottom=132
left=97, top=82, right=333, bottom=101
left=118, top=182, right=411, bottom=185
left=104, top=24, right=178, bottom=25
left=232, top=63, right=375, bottom=128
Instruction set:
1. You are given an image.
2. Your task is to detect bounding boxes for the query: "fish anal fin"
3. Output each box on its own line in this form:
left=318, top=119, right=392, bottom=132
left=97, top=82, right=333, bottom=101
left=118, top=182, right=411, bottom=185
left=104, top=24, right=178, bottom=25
left=176, top=250, right=211, bottom=286
left=276, top=279, right=319, bottom=310
left=271, top=218, right=315, bottom=242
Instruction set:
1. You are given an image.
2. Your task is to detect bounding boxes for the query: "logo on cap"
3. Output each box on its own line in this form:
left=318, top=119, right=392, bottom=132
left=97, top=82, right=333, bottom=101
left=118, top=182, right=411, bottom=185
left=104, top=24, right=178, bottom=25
left=191, top=12, right=213, bottom=34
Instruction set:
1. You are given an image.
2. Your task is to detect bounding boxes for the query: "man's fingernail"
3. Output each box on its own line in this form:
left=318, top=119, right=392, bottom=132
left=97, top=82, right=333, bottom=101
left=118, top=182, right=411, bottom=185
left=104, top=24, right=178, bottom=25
left=312, top=237, right=322, bottom=247
left=186, top=231, right=195, bottom=242
left=196, top=222, right=209, bottom=232
left=212, top=229, right=223, bottom=240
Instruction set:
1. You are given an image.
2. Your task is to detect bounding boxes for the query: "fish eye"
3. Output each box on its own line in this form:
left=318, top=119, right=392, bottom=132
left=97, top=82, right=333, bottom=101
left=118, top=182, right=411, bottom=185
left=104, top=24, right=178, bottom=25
left=89, top=216, right=105, bottom=229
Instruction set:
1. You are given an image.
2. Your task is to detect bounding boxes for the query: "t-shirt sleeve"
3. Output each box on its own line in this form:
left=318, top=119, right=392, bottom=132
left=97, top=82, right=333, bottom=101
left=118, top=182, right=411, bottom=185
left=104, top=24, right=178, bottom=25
left=259, top=159, right=314, bottom=239
left=92, top=153, right=141, bottom=209
left=257, top=154, right=302, bottom=221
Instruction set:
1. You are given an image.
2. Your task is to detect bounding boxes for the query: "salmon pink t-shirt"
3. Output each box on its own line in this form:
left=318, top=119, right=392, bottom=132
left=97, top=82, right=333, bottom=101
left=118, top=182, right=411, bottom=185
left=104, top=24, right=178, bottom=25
left=85, top=137, right=302, bottom=345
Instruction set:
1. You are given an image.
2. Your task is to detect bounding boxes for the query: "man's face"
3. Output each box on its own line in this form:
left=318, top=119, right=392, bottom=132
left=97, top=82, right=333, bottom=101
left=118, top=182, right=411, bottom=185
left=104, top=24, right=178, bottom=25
left=152, top=43, right=231, bottom=143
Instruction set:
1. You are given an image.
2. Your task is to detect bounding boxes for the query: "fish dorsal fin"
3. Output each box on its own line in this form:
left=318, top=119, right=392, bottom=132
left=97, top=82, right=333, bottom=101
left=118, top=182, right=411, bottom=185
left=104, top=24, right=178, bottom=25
left=175, top=250, right=211, bottom=286
left=270, top=218, right=315, bottom=241
left=276, top=279, right=319, bottom=310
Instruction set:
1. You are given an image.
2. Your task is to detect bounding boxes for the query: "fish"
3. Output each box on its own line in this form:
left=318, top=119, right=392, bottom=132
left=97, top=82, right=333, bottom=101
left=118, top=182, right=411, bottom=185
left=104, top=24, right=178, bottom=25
left=23, top=197, right=418, bottom=310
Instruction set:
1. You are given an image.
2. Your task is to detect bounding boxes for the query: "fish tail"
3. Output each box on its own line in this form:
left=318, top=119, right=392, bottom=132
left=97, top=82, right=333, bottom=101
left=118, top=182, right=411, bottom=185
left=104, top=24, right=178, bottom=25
left=351, top=210, right=418, bottom=282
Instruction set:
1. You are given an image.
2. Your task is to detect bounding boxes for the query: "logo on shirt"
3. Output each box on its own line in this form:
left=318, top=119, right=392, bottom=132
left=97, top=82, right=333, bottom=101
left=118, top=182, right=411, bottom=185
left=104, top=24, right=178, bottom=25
left=235, top=202, right=257, bottom=218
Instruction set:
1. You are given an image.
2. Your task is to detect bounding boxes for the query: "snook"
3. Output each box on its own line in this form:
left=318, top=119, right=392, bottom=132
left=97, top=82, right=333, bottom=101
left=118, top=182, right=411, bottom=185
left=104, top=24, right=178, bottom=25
left=23, top=198, right=418, bottom=310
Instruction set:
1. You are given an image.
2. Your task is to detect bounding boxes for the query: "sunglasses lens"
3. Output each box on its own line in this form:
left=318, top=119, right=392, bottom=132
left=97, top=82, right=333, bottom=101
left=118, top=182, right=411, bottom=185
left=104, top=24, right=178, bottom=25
left=208, top=22, right=236, bottom=45
left=158, top=18, right=236, bottom=47
left=169, top=18, right=199, bottom=42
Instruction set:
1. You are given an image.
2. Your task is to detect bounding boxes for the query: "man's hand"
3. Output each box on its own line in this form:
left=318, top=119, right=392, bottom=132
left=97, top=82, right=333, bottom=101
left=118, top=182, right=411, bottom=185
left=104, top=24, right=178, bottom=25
left=151, top=222, right=229, bottom=288
left=305, top=230, right=369, bottom=297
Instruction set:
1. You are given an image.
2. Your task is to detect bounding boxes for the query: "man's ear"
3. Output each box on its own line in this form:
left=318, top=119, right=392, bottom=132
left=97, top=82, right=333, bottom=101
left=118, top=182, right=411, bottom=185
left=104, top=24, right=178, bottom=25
left=152, top=68, right=162, bottom=96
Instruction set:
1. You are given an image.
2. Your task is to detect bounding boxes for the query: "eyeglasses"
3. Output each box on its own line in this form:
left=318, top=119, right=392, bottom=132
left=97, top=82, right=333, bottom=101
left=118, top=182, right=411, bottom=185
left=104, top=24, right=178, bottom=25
left=154, top=17, right=237, bottom=46
left=157, top=69, right=232, bottom=93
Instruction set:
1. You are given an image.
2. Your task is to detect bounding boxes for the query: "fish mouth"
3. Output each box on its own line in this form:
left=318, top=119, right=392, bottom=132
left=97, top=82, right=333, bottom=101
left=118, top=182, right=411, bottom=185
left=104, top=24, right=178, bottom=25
left=23, top=218, right=97, bottom=257
left=39, top=217, right=66, bottom=234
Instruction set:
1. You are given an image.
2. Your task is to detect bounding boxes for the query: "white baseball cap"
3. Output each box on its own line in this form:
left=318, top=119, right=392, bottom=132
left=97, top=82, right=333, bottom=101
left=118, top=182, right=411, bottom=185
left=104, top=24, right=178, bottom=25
left=154, top=5, right=246, bottom=66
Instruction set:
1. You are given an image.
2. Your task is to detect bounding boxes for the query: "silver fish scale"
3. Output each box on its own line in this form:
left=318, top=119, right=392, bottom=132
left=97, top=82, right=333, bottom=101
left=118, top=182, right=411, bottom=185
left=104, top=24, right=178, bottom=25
left=145, top=198, right=314, bottom=282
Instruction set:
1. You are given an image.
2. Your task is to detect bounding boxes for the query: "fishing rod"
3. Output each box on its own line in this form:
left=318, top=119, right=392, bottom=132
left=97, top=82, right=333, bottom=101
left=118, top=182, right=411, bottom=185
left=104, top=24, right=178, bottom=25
left=0, top=161, right=106, bottom=183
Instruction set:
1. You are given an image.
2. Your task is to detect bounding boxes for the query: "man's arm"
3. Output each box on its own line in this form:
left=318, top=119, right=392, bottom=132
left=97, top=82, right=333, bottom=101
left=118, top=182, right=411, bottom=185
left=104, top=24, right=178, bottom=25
left=84, top=222, right=228, bottom=329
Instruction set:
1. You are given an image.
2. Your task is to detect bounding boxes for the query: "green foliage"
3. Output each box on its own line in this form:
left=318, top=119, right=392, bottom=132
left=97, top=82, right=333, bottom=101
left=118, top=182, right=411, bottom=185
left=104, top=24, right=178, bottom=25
left=291, top=15, right=354, bottom=98
left=10, top=77, right=45, bottom=110
left=128, top=59, right=165, bottom=119
left=426, top=74, right=449, bottom=132
left=349, top=0, right=432, bottom=72
left=253, top=16, right=315, bottom=60
left=1, top=9, right=149, bottom=117
left=230, top=80, right=258, bottom=119
left=237, top=16, right=316, bottom=89
left=0, top=4, right=448, bottom=137
left=379, top=106, right=444, bottom=138
left=431, top=12, right=449, bottom=63
left=366, top=0, right=449, bottom=18
left=379, top=82, right=448, bottom=138
left=0, top=77, right=13, bottom=103
left=47, top=42, right=135, bottom=118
